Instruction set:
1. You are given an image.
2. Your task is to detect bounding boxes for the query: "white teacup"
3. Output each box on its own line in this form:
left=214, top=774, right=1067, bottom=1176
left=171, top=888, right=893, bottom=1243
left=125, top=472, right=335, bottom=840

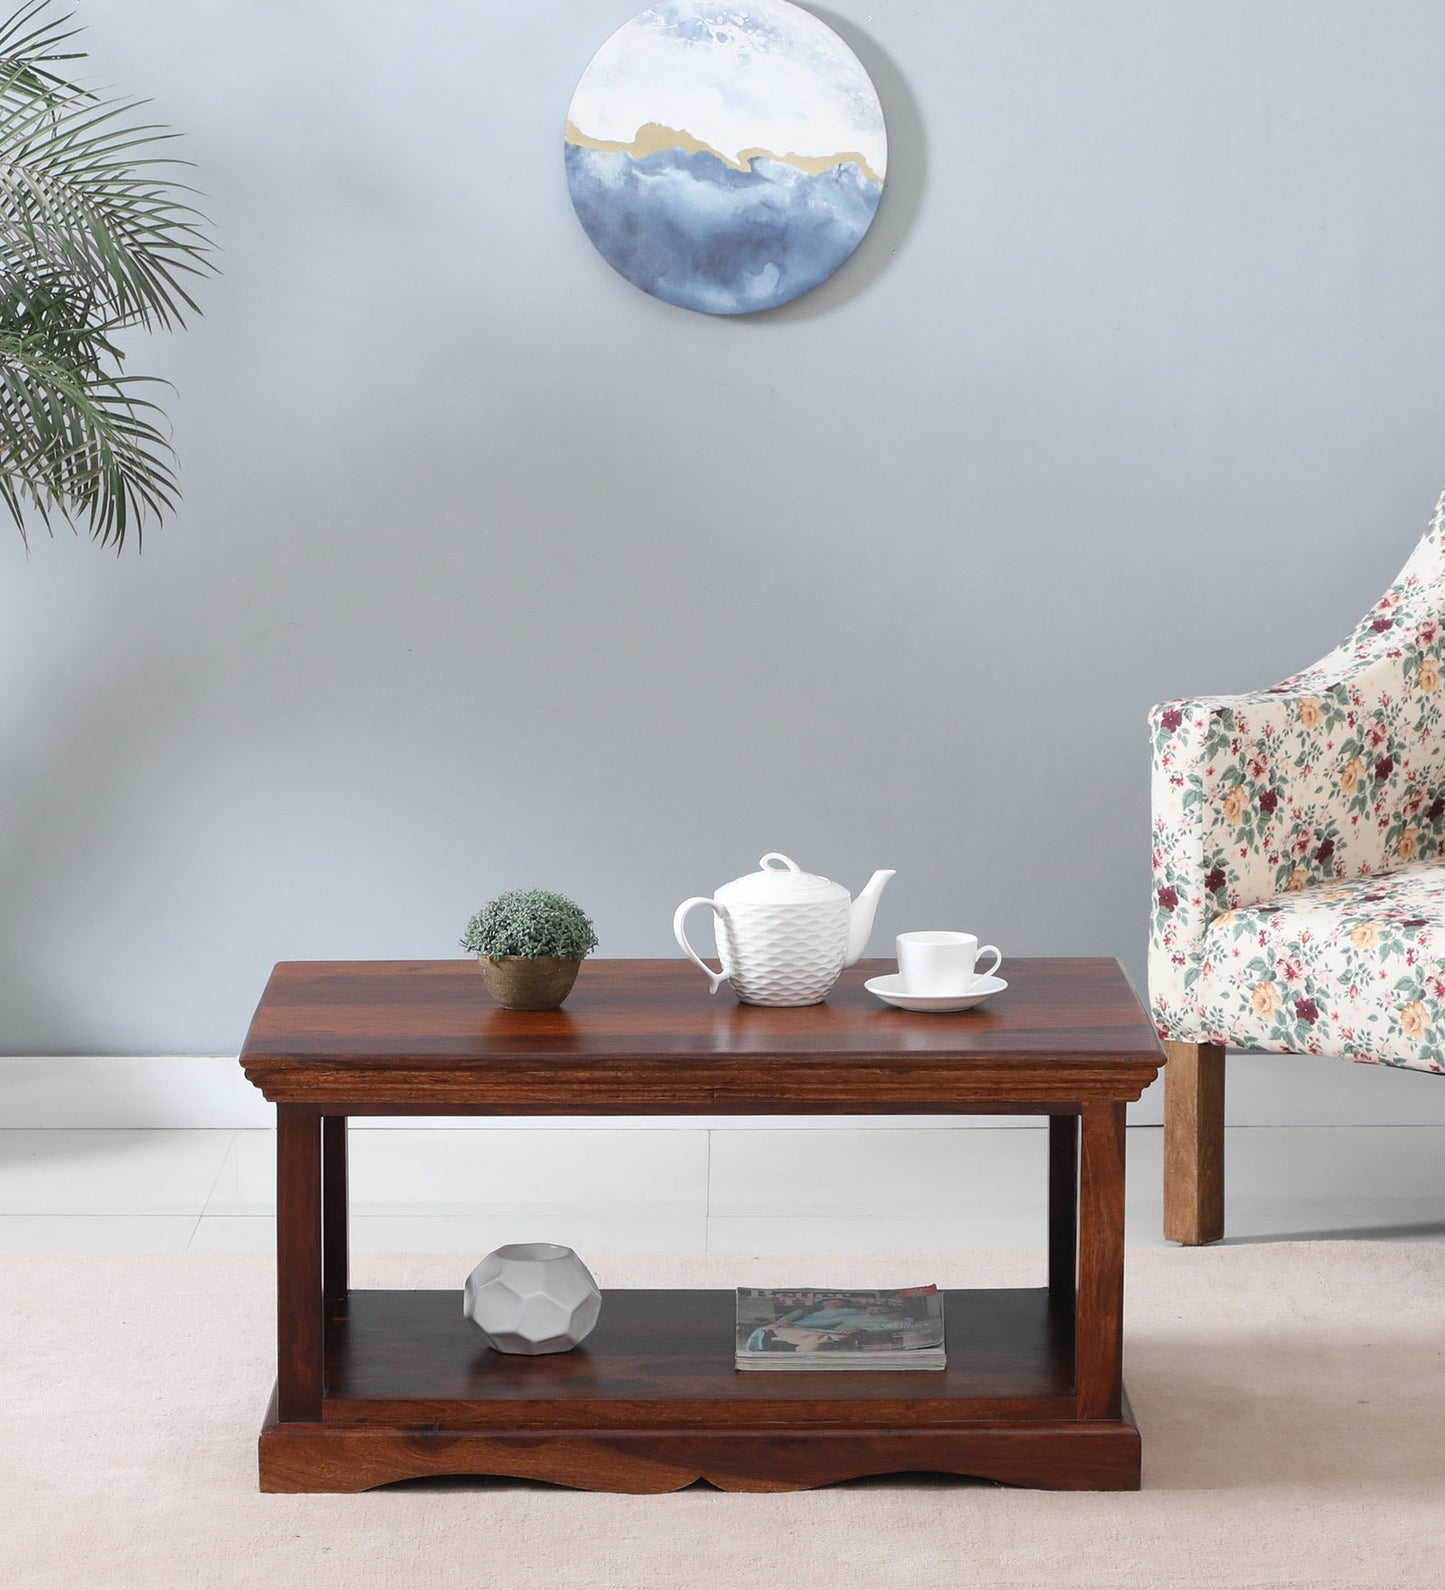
left=896, top=931, right=1003, bottom=997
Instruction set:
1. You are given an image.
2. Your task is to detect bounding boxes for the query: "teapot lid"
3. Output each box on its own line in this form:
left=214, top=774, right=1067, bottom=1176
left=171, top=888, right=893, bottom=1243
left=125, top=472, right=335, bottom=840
left=714, top=853, right=850, bottom=905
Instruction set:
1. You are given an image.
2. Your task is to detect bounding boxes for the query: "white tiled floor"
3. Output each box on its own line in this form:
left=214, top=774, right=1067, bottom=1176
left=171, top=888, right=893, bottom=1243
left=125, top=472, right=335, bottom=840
left=0, top=1126, right=1442, bottom=1251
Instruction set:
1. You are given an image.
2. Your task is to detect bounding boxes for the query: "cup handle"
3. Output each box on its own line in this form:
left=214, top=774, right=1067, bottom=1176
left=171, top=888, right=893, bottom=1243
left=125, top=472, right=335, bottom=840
left=673, top=897, right=731, bottom=995
left=976, top=945, right=1003, bottom=980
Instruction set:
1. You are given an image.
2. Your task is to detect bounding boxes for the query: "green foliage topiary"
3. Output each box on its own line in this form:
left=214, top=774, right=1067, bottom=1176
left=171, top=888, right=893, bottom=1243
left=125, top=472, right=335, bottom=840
left=460, top=890, right=599, bottom=961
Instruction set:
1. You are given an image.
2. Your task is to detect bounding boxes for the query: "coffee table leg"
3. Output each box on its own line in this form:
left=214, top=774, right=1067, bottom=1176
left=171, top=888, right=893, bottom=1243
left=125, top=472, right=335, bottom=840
left=276, top=1104, right=323, bottom=1423
left=1076, top=1101, right=1126, bottom=1420
left=1047, top=1113, right=1078, bottom=1314
left=322, top=1115, right=349, bottom=1307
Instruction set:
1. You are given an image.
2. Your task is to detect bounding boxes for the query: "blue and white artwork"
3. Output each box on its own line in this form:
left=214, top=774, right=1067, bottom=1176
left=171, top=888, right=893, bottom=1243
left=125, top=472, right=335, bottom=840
left=565, top=0, right=887, bottom=315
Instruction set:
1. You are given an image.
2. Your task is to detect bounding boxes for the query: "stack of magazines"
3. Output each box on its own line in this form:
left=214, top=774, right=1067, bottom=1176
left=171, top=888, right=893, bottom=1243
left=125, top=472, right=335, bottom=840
left=734, top=1285, right=946, bottom=1371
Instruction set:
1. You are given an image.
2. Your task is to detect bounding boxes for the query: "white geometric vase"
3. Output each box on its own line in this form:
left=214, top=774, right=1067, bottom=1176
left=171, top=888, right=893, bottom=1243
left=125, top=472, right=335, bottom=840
left=462, top=1242, right=602, bottom=1355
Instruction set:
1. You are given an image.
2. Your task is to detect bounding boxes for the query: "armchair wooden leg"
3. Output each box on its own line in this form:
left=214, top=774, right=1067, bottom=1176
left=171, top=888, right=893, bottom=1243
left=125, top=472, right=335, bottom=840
left=1163, top=1041, right=1226, bottom=1245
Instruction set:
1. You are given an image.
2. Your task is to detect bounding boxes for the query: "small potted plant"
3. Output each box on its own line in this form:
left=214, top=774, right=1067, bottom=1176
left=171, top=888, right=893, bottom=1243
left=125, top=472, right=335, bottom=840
left=460, top=889, right=599, bottom=1011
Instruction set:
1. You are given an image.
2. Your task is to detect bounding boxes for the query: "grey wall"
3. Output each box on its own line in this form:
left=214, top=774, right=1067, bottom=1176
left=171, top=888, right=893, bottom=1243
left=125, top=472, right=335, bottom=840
left=4, top=0, right=1445, bottom=1112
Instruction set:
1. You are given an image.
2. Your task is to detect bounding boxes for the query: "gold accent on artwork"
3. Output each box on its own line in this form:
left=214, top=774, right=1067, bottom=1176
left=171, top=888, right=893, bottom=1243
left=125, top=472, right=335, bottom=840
left=565, top=120, right=882, bottom=185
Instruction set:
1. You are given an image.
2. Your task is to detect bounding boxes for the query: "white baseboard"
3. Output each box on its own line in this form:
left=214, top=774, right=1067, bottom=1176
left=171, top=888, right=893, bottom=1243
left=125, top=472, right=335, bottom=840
left=3, top=1053, right=1445, bottom=1129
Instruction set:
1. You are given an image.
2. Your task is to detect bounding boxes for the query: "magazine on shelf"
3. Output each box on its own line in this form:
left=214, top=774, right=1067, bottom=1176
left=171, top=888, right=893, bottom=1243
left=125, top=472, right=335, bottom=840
left=734, top=1285, right=946, bottom=1371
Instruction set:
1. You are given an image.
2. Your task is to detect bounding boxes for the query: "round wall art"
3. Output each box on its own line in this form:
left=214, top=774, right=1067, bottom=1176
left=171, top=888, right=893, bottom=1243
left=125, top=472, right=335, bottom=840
left=564, top=0, right=887, bottom=315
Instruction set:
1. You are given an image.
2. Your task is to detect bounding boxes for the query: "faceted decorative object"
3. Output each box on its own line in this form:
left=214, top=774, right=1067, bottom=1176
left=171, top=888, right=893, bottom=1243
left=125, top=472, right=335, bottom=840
left=463, top=1243, right=602, bottom=1355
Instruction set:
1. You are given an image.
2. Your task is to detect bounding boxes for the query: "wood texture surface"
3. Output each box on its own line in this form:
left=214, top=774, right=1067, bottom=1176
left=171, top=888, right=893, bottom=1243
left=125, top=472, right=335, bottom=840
left=322, top=1116, right=348, bottom=1306
left=257, top=1289, right=1140, bottom=1492
left=1048, top=1114, right=1079, bottom=1311
left=260, top=1403, right=1141, bottom=1494
left=240, top=958, right=1162, bottom=1110
left=1075, top=1102, right=1126, bottom=1420
left=275, top=1106, right=322, bottom=1423
left=1163, top=1040, right=1226, bottom=1245
left=321, top=1287, right=1074, bottom=1429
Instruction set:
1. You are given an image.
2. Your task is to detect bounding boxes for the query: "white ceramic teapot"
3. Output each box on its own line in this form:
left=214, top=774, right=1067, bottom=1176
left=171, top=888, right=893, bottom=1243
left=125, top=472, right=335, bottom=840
left=673, top=853, right=896, bottom=1007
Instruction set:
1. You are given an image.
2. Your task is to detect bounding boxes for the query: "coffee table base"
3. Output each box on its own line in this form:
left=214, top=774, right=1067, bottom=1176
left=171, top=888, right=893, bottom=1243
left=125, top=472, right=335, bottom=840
left=260, top=1397, right=1140, bottom=1494
left=257, top=1285, right=1141, bottom=1493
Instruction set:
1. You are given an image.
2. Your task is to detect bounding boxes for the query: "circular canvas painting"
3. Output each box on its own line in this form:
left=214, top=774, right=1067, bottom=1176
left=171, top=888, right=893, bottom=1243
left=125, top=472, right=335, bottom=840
left=565, top=0, right=887, bottom=315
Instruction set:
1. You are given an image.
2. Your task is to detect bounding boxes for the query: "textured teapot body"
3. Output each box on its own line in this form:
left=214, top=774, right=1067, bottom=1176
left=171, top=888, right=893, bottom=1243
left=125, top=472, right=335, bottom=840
left=674, top=853, right=894, bottom=1008
left=715, top=894, right=852, bottom=1006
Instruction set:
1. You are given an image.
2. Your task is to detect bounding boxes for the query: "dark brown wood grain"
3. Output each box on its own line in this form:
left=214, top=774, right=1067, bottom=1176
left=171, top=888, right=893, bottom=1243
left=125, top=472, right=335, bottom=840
left=240, top=958, right=1162, bottom=1111
left=322, top=1115, right=348, bottom=1306
left=260, top=1401, right=1142, bottom=1494
left=245, top=957, right=1159, bottom=1493
left=321, top=1287, right=1073, bottom=1429
left=1163, top=1040, right=1226, bottom=1244
left=1048, top=1113, right=1079, bottom=1311
left=1075, top=1102, right=1126, bottom=1420
left=275, top=1106, right=323, bottom=1423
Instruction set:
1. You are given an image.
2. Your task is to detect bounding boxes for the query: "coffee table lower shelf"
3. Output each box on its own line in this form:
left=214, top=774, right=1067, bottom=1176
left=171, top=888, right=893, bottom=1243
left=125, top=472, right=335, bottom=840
left=258, top=1286, right=1141, bottom=1493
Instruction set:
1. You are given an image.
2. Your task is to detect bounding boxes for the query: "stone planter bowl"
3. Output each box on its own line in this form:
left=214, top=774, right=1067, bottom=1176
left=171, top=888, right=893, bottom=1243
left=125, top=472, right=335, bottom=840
left=477, top=955, right=582, bottom=1011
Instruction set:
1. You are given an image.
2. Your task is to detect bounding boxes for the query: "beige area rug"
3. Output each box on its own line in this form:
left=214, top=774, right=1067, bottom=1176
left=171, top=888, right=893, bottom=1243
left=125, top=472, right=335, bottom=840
left=3, top=1245, right=1443, bottom=1590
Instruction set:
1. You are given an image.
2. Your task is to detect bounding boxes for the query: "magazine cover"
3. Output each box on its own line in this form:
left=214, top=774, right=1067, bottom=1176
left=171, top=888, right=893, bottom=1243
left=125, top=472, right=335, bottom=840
left=735, top=1286, right=945, bottom=1356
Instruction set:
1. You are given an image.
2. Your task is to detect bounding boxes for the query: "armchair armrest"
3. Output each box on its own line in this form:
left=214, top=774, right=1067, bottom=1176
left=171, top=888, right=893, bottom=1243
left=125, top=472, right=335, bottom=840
left=1151, top=687, right=1381, bottom=924
left=1149, top=492, right=1445, bottom=1034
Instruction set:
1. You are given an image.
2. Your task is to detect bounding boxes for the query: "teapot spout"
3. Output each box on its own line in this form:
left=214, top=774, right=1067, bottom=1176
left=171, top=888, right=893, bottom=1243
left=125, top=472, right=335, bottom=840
left=845, top=869, right=896, bottom=966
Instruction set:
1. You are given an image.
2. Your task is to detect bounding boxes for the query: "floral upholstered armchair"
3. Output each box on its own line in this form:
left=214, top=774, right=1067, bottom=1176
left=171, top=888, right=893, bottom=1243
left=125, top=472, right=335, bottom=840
left=1150, top=491, right=1445, bottom=1242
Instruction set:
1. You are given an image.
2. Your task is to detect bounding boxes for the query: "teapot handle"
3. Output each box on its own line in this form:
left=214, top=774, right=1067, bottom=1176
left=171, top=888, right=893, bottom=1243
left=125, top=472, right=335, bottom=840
left=673, top=897, right=731, bottom=995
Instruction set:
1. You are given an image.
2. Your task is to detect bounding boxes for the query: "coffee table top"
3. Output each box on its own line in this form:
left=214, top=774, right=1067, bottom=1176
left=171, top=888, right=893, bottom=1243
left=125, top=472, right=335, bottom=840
left=240, top=958, right=1162, bottom=1113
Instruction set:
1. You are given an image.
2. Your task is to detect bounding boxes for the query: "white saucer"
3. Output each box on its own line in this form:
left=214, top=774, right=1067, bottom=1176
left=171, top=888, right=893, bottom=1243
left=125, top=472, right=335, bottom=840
left=864, top=973, right=1008, bottom=1013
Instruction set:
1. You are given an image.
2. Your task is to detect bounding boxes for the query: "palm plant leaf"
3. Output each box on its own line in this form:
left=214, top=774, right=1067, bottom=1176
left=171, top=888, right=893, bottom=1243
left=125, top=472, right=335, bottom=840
left=0, top=94, right=211, bottom=328
left=0, top=1, right=84, bottom=101
left=0, top=1, right=213, bottom=549
left=0, top=324, right=179, bottom=548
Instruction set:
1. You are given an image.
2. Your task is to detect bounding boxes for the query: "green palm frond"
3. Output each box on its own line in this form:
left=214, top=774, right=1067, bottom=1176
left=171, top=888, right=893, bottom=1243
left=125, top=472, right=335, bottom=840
left=0, top=325, right=180, bottom=546
left=0, top=2, right=213, bottom=550
left=0, top=1, right=84, bottom=102
left=0, top=94, right=211, bottom=329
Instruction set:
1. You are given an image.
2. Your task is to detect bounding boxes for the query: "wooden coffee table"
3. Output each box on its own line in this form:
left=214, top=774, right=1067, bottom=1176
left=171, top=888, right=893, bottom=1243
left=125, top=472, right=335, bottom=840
left=239, top=957, right=1162, bottom=1493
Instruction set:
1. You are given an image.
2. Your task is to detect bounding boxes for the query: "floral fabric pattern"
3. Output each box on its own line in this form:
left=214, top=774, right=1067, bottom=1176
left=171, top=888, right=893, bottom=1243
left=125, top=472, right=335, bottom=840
left=1149, top=491, right=1445, bottom=1073
left=1191, top=863, right=1445, bottom=1069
